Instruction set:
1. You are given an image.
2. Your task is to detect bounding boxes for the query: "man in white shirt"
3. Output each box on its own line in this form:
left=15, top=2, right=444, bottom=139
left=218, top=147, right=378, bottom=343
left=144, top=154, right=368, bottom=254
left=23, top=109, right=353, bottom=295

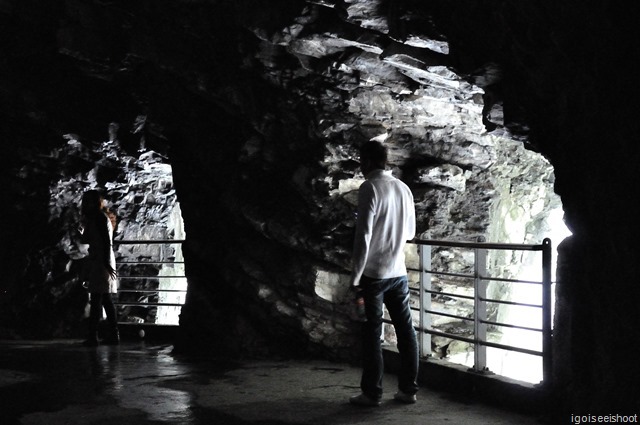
left=349, top=141, right=419, bottom=406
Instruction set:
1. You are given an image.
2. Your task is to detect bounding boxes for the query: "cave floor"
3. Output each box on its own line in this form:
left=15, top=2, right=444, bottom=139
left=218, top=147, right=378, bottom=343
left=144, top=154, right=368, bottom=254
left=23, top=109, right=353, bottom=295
left=0, top=339, right=543, bottom=425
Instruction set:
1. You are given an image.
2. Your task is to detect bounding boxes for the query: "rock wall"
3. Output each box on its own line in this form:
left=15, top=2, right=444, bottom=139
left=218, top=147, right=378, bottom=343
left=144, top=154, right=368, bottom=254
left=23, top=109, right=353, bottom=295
left=2, top=127, right=182, bottom=336
left=2, top=0, right=639, bottom=415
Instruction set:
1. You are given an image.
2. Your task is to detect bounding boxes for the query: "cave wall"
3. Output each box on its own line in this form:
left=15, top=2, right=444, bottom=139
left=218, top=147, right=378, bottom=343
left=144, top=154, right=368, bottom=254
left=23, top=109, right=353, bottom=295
left=2, top=0, right=639, bottom=414
left=1, top=126, right=181, bottom=336
left=433, top=1, right=640, bottom=413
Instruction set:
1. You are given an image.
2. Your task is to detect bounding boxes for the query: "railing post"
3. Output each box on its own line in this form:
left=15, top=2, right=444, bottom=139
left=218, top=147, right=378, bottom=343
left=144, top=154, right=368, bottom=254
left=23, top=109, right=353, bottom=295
left=419, top=244, right=432, bottom=358
left=473, top=243, right=488, bottom=373
left=541, top=238, right=553, bottom=387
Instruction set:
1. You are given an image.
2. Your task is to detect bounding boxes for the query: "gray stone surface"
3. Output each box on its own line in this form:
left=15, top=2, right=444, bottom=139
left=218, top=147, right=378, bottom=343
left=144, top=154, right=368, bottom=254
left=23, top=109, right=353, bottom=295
left=0, top=339, right=541, bottom=425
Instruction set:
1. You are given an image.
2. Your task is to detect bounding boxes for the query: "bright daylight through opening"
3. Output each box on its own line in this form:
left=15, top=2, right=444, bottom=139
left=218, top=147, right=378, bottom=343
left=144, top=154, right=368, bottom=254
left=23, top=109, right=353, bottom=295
left=49, top=136, right=187, bottom=328
left=446, top=207, right=572, bottom=383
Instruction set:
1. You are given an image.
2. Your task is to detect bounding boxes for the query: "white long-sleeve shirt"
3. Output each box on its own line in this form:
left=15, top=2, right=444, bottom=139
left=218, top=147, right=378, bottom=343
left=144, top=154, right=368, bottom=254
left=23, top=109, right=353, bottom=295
left=350, top=169, right=416, bottom=286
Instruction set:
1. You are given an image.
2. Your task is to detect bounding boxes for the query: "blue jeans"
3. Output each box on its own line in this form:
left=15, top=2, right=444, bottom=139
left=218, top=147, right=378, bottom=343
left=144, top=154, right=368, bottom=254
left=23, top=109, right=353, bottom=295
left=359, top=275, right=419, bottom=399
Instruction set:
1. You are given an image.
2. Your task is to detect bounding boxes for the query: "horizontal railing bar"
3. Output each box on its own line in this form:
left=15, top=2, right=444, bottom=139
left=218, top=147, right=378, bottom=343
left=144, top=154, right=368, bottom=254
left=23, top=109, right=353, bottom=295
left=421, top=327, right=475, bottom=345
left=424, top=289, right=475, bottom=301
left=410, top=238, right=545, bottom=251
left=118, top=289, right=187, bottom=293
left=480, top=318, right=543, bottom=333
left=117, top=261, right=185, bottom=265
left=424, top=308, right=474, bottom=322
left=114, top=302, right=185, bottom=307
left=114, top=239, right=185, bottom=244
left=117, top=322, right=179, bottom=327
left=383, top=320, right=545, bottom=358
left=424, top=269, right=474, bottom=279
left=481, top=275, right=543, bottom=285
left=118, top=276, right=186, bottom=279
left=412, top=268, right=543, bottom=286
left=480, top=297, right=542, bottom=309
left=479, top=339, right=543, bottom=357
left=423, top=328, right=543, bottom=357
left=382, top=318, right=475, bottom=346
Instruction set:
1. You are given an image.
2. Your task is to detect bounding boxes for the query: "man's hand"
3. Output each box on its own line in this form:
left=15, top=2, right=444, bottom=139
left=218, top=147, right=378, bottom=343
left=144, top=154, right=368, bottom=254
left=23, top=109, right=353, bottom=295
left=349, top=273, right=360, bottom=289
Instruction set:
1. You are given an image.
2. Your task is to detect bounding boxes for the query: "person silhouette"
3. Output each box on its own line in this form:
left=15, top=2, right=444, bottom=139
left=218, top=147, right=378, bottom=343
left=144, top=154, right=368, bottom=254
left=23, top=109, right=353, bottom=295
left=349, top=141, right=419, bottom=406
left=79, top=190, right=119, bottom=346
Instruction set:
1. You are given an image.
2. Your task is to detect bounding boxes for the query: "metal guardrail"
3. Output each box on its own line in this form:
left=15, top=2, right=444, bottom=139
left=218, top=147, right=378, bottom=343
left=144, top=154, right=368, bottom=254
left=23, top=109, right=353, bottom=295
left=112, top=238, right=552, bottom=383
left=114, top=239, right=187, bottom=326
left=403, top=237, right=553, bottom=385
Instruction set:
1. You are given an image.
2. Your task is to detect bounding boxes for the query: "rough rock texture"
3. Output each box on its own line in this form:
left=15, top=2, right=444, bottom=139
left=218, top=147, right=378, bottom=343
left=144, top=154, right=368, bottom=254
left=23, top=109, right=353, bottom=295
left=5, top=131, right=183, bottom=336
left=2, top=0, right=639, bottom=415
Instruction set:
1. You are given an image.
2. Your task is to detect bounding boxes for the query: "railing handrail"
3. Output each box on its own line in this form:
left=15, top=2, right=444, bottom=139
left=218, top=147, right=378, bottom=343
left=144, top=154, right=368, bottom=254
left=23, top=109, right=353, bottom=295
left=410, top=238, right=548, bottom=251
left=405, top=237, right=552, bottom=386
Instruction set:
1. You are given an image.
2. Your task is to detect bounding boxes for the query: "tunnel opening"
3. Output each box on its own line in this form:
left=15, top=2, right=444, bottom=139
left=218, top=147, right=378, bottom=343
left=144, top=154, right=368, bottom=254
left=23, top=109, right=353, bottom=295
left=315, top=203, right=570, bottom=386
left=314, top=129, right=572, bottom=385
left=48, top=125, right=187, bottom=332
left=417, top=181, right=572, bottom=384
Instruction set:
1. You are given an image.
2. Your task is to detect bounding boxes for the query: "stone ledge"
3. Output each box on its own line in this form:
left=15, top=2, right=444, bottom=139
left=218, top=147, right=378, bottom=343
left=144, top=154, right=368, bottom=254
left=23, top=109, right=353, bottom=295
left=383, top=346, right=548, bottom=415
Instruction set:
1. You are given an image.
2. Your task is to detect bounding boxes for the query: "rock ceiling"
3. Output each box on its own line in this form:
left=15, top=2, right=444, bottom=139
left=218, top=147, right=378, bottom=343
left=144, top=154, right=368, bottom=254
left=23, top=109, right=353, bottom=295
left=216, top=0, right=559, bottom=255
left=4, top=0, right=561, bottom=340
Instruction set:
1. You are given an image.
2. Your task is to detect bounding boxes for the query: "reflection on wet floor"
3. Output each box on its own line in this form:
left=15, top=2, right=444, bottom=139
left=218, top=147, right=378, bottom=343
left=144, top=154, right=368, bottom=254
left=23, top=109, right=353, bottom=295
left=1, top=341, right=197, bottom=424
left=0, top=340, right=541, bottom=425
left=87, top=345, right=194, bottom=422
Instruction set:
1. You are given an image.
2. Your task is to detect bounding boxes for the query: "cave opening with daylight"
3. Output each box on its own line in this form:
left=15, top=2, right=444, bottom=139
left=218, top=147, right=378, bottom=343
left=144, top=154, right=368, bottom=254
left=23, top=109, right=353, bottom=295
left=47, top=126, right=187, bottom=330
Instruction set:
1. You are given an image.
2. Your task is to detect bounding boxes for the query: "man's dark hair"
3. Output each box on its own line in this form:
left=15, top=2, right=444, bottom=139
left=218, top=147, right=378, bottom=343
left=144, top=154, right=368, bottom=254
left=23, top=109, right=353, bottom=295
left=359, top=141, right=388, bottom=169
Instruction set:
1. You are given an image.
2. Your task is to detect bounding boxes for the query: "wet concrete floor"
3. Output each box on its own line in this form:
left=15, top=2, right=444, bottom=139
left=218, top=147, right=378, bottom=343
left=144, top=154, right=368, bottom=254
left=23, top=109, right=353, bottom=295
left=0, top=340, right=543, bottom=424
